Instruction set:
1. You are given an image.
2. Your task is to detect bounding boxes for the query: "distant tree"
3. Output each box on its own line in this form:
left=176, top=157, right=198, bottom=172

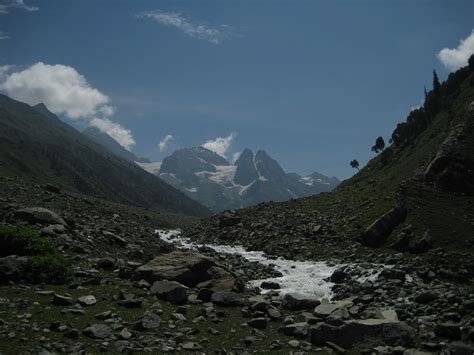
left=469, top=54, right=474, bottom=71
left=432, top=69, right=441, bottom=94
left=350, top=159, right=360, bottom=171
left=371, top=136, right=385, bottom=154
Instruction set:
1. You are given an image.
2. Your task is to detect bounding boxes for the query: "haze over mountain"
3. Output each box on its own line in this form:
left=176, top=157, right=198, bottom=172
left=0, top=95, right=209, bottom=217
left=140, top=146, right=339, bottom=212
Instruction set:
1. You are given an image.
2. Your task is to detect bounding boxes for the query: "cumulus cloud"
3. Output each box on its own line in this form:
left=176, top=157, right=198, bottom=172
left=0, top=62, right=135, bottom=150
left=0, top=30, right=10, bottom=39
left=437, top=31, right=474, bottom=71
left=0, top=0, right=39, bottom=14
left=137, top=10, right=233, bottom=44
left=90, top=117, right=135, bottom=151
left=159, top=134, right=174, bottom=152
left=202, top=132, right=236, bottom=157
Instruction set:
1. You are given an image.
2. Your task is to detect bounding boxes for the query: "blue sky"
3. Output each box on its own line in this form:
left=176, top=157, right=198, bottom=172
left=1, top=0, right=473, bottom=179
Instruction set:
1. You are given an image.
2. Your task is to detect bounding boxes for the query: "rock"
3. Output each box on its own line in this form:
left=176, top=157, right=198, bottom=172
left=211, top=291, right=244, bottom=307
left=329, top=268, right=348, bottom=283
left=379, top=268, right=406, bottom=281
left=181, top=342, right=202, bottom=351
left=409, top=232, right=433, bottom=254
left=197, top=266, right=240, bottom=292
left=390, top=232, right=411, bottom=251
left=448, top=341, right=474, bottom=355
left=313, top=299, right=351, bottom=317
left=360, top=204, right=407, bottom=247
left=41, top=224, right=66, bottom=236
left=83, top=324, right=112, bottom=339
left=136, top=251, right=216, bottom=286
left=151, top=280, right=188, bottom=305
left=41, top=183, right=61, bottom=193
left=219, top=211, right=241, bottom=227
left=434, top=322, right=461, bottom=340
left=118, top=328, right=132, bottom=340
left=247, top=317, right=267, bottom=329
left=282, top=293, right=320, bottom=311
left=266, top=306, right=282, bottom=321
left=260, top=281, right=280, bottom=289
left=0, top=255, right=28, bottom=281
left=117, top=290, right=143, bottom=308
left=250, top=301, right=270, bottom=312
left=278, top=322, right=310, bottom=338
left=309, top=319, right=414, bottom=349
left=414, top=291, right=437, bottom=304
left=78, top=295, right=97, bottom=306
left=10, top=207, right=66, bottom=226
left=63, top=329, right=79, bottom=340
left=197, top=288, right=213, bottom=302
left=52, top=293, right=73, bottom=306
left=135, top=311, right=161, bottom=331
left=97, top=257, right=116, bottom=270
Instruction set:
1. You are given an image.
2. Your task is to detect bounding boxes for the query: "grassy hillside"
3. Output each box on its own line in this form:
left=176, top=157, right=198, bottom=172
left=187, top=62, right=474, bottom=258
left=0, top=95, right=210, bottom=217
left=299, top=65, right=474, bottom=251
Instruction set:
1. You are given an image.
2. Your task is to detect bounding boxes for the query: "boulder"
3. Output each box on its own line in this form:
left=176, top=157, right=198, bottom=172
left=329, top=268, right=348, bottom=283
left=151, top=280, right=188, bottom=305
left=135, top=311, right=161, bottom=331
left=78, top=295, right=97, bottom=306
left=197, top=266, right=241, bottom=292
left=0, top=255, right=28, bottom=281
left=10, top=207, right=66, bottom=226
left=282, top=293, right=320, bottom=311
left=360, top=204, right=407, bottom=247
left=309, top=319, right=414, bottom=349
left=211, top=291, right=244, bottom=307
left=135, top=251, right=216, bottom=286
left=313, top=299, right=351, bottom=317
left=83, top=324, right=112, bottom=339
left=434, top=322, right=461, bottom=340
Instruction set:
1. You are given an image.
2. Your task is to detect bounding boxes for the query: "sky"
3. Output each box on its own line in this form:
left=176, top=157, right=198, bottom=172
left=0, top=0, right=473, bottom=179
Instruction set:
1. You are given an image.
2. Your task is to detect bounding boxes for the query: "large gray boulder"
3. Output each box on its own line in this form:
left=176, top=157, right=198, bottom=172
left=309, top=319, right=414, bottom=349
left=151, top=280, right=188, bottom=305
left=83, top=324, right=112, bottom=339
left=10, top=207, right=67, bottom=226
left=360, top=204, right=407, bottom=247
left=196, top=266, right=242, bottom=292
left=0, top=255, right=28, bottom=281
left=135, top=251, right=216, bottom=286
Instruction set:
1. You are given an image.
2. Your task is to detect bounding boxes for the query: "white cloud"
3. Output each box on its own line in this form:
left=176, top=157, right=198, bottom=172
left=437, top=30, right=474, bottom=71
left=0, top=62, right=112, bottom=119
left=137, top=10, right=233, bottom=44
left=0, top=0, right=39, bottom=14
left=202, top=132, right=236, bottom=157
left=0, top=30, right=10, bottom=39
left=90, top=117, right=135, bottom=151
left=0, top=62, right=135, bottom=150
left=159, top=134, right=174, bottom=152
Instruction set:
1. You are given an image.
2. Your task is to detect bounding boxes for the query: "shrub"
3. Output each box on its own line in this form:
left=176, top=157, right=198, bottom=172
left=25, top=255, right=73, bottom=284
left=0, top=224, right=55, bottom=257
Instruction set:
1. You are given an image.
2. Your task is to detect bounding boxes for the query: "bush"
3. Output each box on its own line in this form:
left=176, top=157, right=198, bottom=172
left=0, top=224, right=72, bottom=284
left=0, top=224, right=55, bottom=257
left=25, top=255, right=73, bottom=284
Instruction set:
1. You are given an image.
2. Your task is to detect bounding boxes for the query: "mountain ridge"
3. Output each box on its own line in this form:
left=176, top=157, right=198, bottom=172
left=142, top=146, right=339, bottom=212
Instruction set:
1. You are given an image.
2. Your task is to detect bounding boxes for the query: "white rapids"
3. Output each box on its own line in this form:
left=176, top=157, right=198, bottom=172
left=156, top=229, right=337, bottom=300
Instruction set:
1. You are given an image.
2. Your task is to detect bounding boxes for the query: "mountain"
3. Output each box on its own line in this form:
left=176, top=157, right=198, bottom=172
left=82, top=126, right=150, bottom=163
left=0, top=95, right=209, bottom=217
left=142, top=146, right=339, bottom=212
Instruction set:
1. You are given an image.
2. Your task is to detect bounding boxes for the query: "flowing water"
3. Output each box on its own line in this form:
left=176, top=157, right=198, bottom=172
left=156, top=229, right=337, bottom=300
